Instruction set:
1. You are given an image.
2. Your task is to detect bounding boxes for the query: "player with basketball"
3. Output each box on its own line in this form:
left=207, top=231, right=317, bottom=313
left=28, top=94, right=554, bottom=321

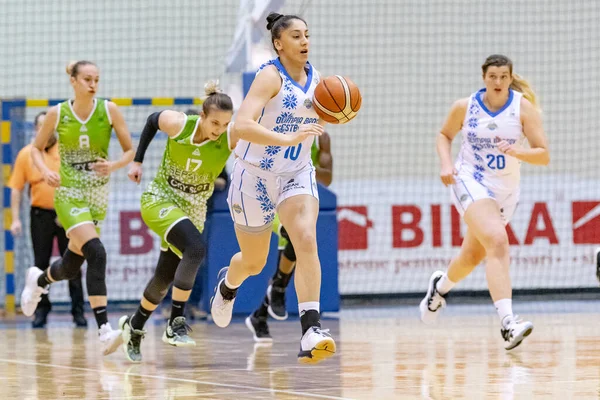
left=210, top=12, right=360, bottom=364
left=246, top=131, right=333, bottom=343
left=117, top=82, right=234, bottom=363
left=420, top=54, right=549, bottom=350
left=20, top=60, right=134, bottom=355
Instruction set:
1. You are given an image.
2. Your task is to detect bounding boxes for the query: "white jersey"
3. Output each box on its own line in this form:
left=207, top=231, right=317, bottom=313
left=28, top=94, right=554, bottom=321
left=455, top=89, right=526, bottom=193
left=235, top=58, right=321, bottom=174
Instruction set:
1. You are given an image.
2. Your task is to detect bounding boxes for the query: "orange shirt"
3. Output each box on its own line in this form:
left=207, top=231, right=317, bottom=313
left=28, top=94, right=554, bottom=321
left=8, top=143, right=60, bottom=210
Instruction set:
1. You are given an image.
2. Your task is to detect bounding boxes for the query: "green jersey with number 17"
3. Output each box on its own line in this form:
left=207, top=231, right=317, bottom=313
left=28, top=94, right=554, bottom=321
left=142, top=115, right=232, bottom=227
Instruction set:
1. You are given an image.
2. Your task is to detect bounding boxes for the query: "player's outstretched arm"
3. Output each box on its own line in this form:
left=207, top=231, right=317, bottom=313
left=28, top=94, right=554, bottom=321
left=128, top=110, right=186, bottom=183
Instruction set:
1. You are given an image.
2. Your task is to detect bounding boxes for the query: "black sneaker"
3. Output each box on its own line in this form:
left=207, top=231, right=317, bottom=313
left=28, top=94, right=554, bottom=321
left=118, top=315, right=146, bottom=363
left=32, top=308, right=49, bottom=328
left=245, top=314, right=273, bottom=343
left=267, top=284, right=288, bottom=320
left=73, top=312, right=88, bottom=328
left=162, top=316, right=196, bottom=347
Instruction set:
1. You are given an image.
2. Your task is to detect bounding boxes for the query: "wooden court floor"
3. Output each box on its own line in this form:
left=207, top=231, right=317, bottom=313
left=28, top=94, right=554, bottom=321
left=1, top=302, right=599, bottom=399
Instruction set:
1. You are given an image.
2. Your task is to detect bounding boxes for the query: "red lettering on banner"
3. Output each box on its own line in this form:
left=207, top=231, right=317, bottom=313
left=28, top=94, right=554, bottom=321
left=392, top=205, right=424, bottom=248
left=338, top=206, right=373, bottom=250
left=524, top=202, right=559, bottom=245
left=120, top=211, right=153, bottom=254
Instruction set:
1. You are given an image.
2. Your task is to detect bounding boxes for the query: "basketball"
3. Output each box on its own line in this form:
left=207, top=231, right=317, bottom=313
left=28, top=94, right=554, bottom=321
left=313, top=75, right=362, bottom=124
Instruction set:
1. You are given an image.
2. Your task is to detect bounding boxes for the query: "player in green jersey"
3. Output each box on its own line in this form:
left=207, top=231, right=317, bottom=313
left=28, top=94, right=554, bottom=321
left=246, top=132, right=332, bottom=343
left=118, top=82, right=234, bottom=362
left=21, top=60, right=134, bottom=355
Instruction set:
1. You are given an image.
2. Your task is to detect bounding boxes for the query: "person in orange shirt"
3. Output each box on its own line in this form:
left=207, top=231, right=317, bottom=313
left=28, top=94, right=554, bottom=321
left=9, top=111, right=87, bottom=328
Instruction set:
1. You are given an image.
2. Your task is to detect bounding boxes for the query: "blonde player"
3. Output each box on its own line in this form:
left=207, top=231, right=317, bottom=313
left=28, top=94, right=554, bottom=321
left=420, top=54, right=549, bottom=350
left=210, top=12, right=336, bottom=364
left=20, top=61, right=134, bottom=355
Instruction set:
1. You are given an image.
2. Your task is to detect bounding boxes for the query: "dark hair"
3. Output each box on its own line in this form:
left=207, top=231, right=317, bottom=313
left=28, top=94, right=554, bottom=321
left=202, top=80, right=233, bottom=115
left=266, top=12, right=307, bottom=54
left=481, top=54, right=538, bottom=109
left=184, top=108, right=199, bottom=116
left=66, top=60, right=96, bottom=78
left=33, top=111, right=47, bottom=127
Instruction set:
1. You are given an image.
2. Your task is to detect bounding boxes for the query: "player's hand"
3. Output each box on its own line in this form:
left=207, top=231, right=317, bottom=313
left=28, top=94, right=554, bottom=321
left=496, top=137, right=519, bottom=157
left=10, top=220, right=22, bottom=236
left=440, top=164, right=457, bottom=186
left=286, top=123, right=323, bottom=146
left=92, top=158, right=113, bottom=176
left=128, top=162, right=143, bottom=184
left=42, top=169, right=61, bottom=187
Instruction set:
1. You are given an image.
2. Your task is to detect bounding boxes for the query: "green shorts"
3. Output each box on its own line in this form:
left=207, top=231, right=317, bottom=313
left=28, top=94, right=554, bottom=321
left=54, top=185, right=108, bottom=237
left=141, top=194, right=203, bottom=258
left=272, top=213, right=289, bottom=250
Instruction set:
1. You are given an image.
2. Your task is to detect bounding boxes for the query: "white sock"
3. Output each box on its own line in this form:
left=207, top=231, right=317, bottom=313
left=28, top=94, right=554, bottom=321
left=224, top=275, right=241, bottom=289
left=298, top=301, right=320, bottom=315
left=436, top=273, right=456, bottom=295
left=494, top=299, right=513, bottom=325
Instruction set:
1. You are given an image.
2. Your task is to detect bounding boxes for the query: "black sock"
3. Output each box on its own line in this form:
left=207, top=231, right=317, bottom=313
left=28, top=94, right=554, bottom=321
left=92, top=306, right=109, bottom=328
left=130, top=305, right=153, bottom=330
left=272, top=266, right=293, bottom=289
left=219, top=281, right=238, bottom=301
left=170, top=300, right=186, bottom=323
left=37, top=270, right=52, bottom=287
left=300, top=310, right=321, bottom=335
left=254, top=295, right=270, bottom=319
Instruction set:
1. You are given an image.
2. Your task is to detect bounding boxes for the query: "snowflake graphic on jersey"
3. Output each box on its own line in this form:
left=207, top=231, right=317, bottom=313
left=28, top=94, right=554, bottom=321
left=474, top=154, right=483, bottom=163
left=469, top=103, right=480, bottom=115
left=259, top=157, right=274, bottom=171
left=256, top=178, right=268, bottom=195
left=272, top=125, right=284, bottom=133
left=467, top=131, right=477, bottom=142
left=473, top=171, right=484, bottom=182
left=475, top=165, right=485, bottom=172
left=278, top=111, right=293, bottom=121
left=283, top=94, right=298, bottom=110
left=257, top=194, right=275, bottom=213
left=487, top=189, right=496, bottom=198
left=471, top=145, right=482, bottom=152
left=468, top=117, right=479, bottom=129
left=264, top=211, right=275, bottom=224
left=265, top=146, right=282, bottom=157
left=283, top=80, right=294, bottom=93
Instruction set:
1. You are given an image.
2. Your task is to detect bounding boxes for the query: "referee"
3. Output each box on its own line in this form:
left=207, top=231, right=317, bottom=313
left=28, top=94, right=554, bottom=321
left=8, top=111, right=87, bottom=328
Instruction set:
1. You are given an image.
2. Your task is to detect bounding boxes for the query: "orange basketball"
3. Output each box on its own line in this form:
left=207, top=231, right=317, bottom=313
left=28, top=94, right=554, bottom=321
left=313, top=75, right=362, bottom=124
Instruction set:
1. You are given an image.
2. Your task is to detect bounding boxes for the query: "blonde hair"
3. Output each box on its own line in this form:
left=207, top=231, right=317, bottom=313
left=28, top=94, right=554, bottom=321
left=201, top=79, right=233, bottom=115
left=482, top=54, right=540, bottom=111
left=65, top=60, right=96, bottom=77
left=510, top=73, right=539, bottom=110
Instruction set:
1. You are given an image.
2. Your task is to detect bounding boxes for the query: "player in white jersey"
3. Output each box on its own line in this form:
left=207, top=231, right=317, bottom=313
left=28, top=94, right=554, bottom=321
left=420, top=55, right=550, bottom=350
left=210, top=12, right=336, bottom=364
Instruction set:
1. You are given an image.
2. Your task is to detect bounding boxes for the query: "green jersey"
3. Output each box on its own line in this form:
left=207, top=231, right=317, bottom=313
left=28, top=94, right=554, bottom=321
left=311, top=139, right=320, bottom=167
left=56, top=98, right=112, bottom=188
left=142, top=115, right=231, bottom=231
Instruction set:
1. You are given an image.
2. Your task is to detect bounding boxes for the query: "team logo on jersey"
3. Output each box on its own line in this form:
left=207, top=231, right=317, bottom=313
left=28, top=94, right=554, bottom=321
left=62, top=116, right=70, bottom=123
left=167, top=176, right=210, bottom=194
left=159, top=205, right=177, bottom=219
left=460, top=194, right=469, bottom=203
left=232, top=204, right=243, bottom=214
left=70, top=207, right=90, bottom=216
left=192, top=149, right=201, bottom=156
left=487, top=122, right=498, bottom=131
left=304, top=98, right=313, bottom=109
left=80, top=125, right=88, bottom=133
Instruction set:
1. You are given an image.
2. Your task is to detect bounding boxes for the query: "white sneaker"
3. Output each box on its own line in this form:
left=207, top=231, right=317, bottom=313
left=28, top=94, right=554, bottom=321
left=99, top=323, right=123, bottom=356
left=210, top=267, right=236, bottom=328
left=298, top=326, right=336, bottom=364
left=20, top=267, right=48, bottom=317
left=501, top=316, right=533, bottom=350
left=419, top=271, right=447, bottom=325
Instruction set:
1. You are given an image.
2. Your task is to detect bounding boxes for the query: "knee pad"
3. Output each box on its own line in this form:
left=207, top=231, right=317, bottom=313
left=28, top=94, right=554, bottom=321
left=283, top=240, right=297, bottom=262
left=82, top=238, right=107, bottom=296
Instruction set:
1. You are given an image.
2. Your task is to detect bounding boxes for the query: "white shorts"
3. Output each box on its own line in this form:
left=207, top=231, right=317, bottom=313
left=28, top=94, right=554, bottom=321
left=227, top=159, right=319, bottom=227
left=450, top=173, right=519, bottom=225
